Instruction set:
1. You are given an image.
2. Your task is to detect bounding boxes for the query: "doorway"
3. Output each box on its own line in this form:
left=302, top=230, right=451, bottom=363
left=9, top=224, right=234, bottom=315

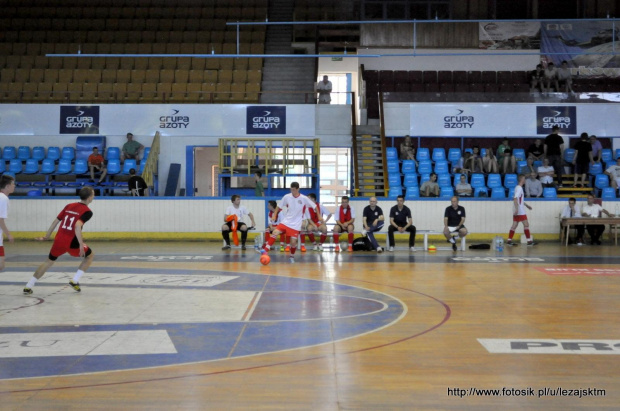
left=193, top=146, right=219, bottom=196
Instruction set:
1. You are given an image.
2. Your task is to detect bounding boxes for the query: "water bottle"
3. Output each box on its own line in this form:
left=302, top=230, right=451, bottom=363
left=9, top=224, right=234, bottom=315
left=498, top=237, right=504, bottom=252
left=254, top=233, right=263, bottom=250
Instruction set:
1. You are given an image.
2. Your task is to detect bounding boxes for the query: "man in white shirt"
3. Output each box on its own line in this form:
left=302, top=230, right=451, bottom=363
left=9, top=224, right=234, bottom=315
left=221, top=194, right=256, bottom=250
left=455, top=174, right=473, bottom=196
left=604, top=157, right=620, bottom=191
left=544, top=62, right=559, bottom=92
left=561, top=197, right=584, bottom=245
left=316, top=75, right=332, bottom=104
left=537, top=157, right=555, bottom=187
left=557, top=60, right=574, bottom=93
left=581, top=194, right=612, bottom=245
left=260, top=182, right=322, bottom=263
left=506, top=174, right=536, bottom=246
left=0, top=175, right=16, bottom=271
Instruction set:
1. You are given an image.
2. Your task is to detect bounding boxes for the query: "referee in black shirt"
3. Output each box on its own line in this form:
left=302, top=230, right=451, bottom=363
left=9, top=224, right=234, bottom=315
left=444, top=196, right=468, bottom=252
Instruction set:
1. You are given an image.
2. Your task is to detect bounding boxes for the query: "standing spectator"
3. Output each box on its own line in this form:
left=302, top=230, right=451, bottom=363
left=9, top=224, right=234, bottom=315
left=0, top=174, right=15, bottom=271
left=482, top=147, right=499, bottom=174
left=387, top=195, right=416, bottom=252
left=605, top=157, right=620, bottom=191
left=537, top=157, right=556, bottom=188
left=572, top=133, right=594, bottom=187
left=254, top=171, right=264, bottom=197
left=455, top=174, right=473, bottom=197
left=557, top=60, right=574, bottom=93
left=499, top=148, right=517, bottom=175
left=561, top=197, right=584, bottom=245
left=221, top=195, right=256, bottom=250
left=420, top=172, right=440, bottom=197
left=362, top=197, right=385, bottom=253
left=544, top=125, right=565, bottom=187
left=316, top=75, right=332, bottom=104
left=589, top=135, right=603, bottom=162
left=443, top=196, right=467, bottom=252
left=496, top=137, right=511, bottom=158
left=87, top=147, right=107, bottom=183
left=530, top=64, right=545, bottom=92
left=581, top=194, right=612, bottom=245
left=128, top=168, right=148, bottom=196
left=527, top=139, right=545, bottom=161
left=400, top=135, right=417, bottom=162
left=506, top=175, right=537, bottom=246
left=121, top=132, right=144, bottom=162
left=333, top=196, right=356, bottom=252
left=544, top=62, right=559, bottom=92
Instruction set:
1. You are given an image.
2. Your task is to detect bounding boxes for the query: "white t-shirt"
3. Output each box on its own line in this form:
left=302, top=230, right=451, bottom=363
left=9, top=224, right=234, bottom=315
left=582, top=203, right=603, bottom=218
left=605, top=165, right=620, bottom=180
left=279, top=193, right=316, bottom=231
left=537, top=165, right=554, bottom=184
left=303, top=203, right=330, bottom=220
left=225, top=205, right=250, bottom=223
left=513, top=185, right=527, bottom=216
left=335, top=205, right=356, bottom=223
left=0, top=193, right=8, bottom=246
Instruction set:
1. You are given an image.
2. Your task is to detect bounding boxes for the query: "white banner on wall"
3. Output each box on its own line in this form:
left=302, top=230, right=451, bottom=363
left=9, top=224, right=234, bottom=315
left=408, top=103, right=620, bottom=137
left=0, top=104, right=316, bottom=137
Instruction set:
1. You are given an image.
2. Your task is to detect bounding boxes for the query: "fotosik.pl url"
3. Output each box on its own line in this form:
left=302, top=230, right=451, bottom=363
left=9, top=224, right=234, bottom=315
left=447, top=387, right=606, bottom=399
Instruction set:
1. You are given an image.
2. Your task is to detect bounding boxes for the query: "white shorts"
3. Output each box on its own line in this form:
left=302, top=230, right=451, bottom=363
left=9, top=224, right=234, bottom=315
left=448, top=226, right=465, bottom=233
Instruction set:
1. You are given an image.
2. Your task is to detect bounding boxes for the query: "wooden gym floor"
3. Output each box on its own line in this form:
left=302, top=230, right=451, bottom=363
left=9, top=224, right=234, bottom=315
left=0, top=240, right=618, bottom=410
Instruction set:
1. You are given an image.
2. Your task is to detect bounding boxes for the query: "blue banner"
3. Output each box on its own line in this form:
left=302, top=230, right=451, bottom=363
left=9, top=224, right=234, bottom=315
left=60, top=106, right=100, bottom=134
left=246, top=106, right=286, bottom=134
left=536, top=106, right=577, bottom=135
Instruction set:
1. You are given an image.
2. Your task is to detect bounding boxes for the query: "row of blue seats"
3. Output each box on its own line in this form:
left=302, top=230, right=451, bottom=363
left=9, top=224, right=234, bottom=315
left=388, top=185, right=620, bottom=200
left=18, top=180, right=130, bottom=190
left=0, top=146, right=151, bottom=162
left=0, top=158, right=144, bottom=175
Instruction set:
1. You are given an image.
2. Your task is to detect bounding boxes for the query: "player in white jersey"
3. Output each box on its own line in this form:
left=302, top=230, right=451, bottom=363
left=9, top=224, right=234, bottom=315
left=506, top=174, right=536, bottom=246
left=260, top=182, right=321, bottom=263
left=0, top=174, right=16, bottom=271
left=222, top=194, right=256, bottom=250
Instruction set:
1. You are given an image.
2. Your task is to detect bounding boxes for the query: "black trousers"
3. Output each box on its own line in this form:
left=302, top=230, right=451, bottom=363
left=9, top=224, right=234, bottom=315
left=586, top=224, right=605, bottom=243
left=547, top=154, right=563, bottom=186
left=388, top=225, right=416, bottom=247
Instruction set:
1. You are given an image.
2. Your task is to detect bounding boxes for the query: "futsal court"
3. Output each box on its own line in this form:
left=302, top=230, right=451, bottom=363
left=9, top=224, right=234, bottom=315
left=0, top=239, right=618, bottom=410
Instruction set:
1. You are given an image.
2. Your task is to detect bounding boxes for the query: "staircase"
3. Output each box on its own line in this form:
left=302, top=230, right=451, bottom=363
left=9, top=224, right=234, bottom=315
left=355, top=134, right=386, bottom=198
left=260, top=0, right=316, bottom=104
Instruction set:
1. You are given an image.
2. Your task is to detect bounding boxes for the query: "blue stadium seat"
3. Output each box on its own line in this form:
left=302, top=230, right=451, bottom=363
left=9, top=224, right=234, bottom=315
left=401, top=160, right=416, bottom=175
left=508, top=187, right=515, bottom=198
left=419, top=174, right=431, bottom=185
left=2, top=147, right=16, bottom=161
left=480, top=148, right=487, bottom=157
left=40, top=159, right=56, bottom=174
left=464, top=148, right=473, bottom=154
left=418, top=161, right=432, bottom=175
left=452, top=173, right=465, bottom=186
left=387, top=161, right=400, bottom=175
left=439, top=186, right=454, bottom=198
left=601, top=187, right=617, bottom=199
left=2, top=172, right=15, bottom=178
left=403, top=174, right=418, bottom=187
left=447, top=148, right=461, bottom=164
left=487, top=173, right=503, bottom=189
left=23, top=158, right=39, bottom=174
left=601, top=149, right=613, bottom=163
left=388, top=174, right=402, bottom=188
left=432, top=148, right=446, bottom=162
left=17, top=146, right=31, bottom=161
left=438, top=174, right=451, bottom=187
left=616, top=149, right=620, bottom=160
left=504, top=174, right=518, bottom=189
left=32, top=146, right=46, bottom=162
left=589, top=162, right=603, bottom=175
left=47, top=146, right=61, bottom=161
left=563, top=149, right=575, bottom=163
left=56, top=159, right=73, bottom=174
left=433, top=161, right=449, bottom=175
left=474, top=187, right=488, bottom=197
left=533, top=160, right=542, bottom=168
left=594, top=174, right=609, bottom=189
left=107, top=159, right=121, bottom=175
left=73, top=159, right=88, bottom=174
left=543, top=187, right=557, bottom=198
left=516, top=160, right=527, bottom=173
left=139, top=161, right=145, bottom=174
left=386, top=147, right=398, bottom=160
left=143, top=147, right=151, bottom=161
left=0, top=161, right=5, bottom=174
left=388, top=186, right=402, bottom=199
left=405, top=189, right=419, bottom=200
left=470, top=173, right=486, bottom=188
left=9, top=159, right=22, bottom=174
left=27, top=189, right=43, bottom=196
left=512, top=148, right=526, bottom=161
left=416, top=148, right=430, bottom=162
left=61, top=147, right=75, bottom=161
left=491, top=188, right=506, bottom=198
left=107, top=147, right=121, bottom=160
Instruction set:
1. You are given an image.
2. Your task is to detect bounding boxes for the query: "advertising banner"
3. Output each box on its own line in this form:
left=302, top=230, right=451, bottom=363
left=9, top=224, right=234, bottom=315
left=479, top=21, right=541, bottom=50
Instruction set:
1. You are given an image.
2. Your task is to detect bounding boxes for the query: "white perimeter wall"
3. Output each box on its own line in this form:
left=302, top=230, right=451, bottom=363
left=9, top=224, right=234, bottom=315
left=8, top=198, right=619, bottom=235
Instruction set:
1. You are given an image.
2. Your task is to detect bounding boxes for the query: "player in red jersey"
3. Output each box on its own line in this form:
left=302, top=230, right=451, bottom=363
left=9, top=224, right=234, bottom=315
left=300, top=193, right=332, bottom=252
left=23, top=187, right=95, bottom=295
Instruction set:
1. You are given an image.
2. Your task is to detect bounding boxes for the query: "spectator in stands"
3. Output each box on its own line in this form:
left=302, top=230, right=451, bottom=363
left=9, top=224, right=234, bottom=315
left=121, top=132, right=144, bottom=162
left=527, top=139, right=545, bottom=161
left=128, top=168, right=148, bottom=196
left=581, top=194, right=612, bottom=245
left=523, top=158, right=542, bottom=197
left=538, top=157, right=556, bottom=188
left=455, top=174, right=473, bottom=197
left=544, top=125, right=565, bottom=187
left=499, top=148, right=517, bottom=175
left=420, top=172, right=440, bottom=197
left=520, top=156, right=536, bottom=176
left=254, top=171, right=264, bottom=197
left=464, top=146, right=484, bottom=173
left=605, top=157, right=620, bottom=191
left=557, top=60, right=574, bottom=93
left=316, top=75, right=332, bottom=104
left=87, top=147, right=107, bottom=183
left=590, top=135, right=603, bottom=162
left=544, top=62, right=559, bottom=93
left=482, top=147, right=499, bottom=174
left=400, top=135, right=417, bottom=162
left=496, top=138, right=511, bottom=158
left=453, top=151, right=471, bottom=175
left=387, top=195, right=416, bottom=252
left=572, top=132, right=594, bottom=188
left=530, top=64, right=544, bottom=92
left=561, top=197, right=584, bottom=246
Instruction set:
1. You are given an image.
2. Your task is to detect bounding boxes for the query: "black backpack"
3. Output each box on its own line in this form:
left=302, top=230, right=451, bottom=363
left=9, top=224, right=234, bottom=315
left=352, top=236, right=373, bottom=251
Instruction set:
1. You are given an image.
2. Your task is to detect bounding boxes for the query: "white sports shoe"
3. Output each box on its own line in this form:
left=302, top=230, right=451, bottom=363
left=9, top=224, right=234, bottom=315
left=376, top=247, right=383, bottom=253
left=317, top=245, right=323, bottom=251
left=388, top=246, right=394, bottom=252
left=361, top=229, right=367, bottom=237
left=410, top=247, right=416, bottom=252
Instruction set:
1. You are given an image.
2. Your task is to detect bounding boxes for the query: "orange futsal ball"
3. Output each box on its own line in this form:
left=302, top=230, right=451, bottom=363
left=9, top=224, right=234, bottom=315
left=260, top=254, right=271, bottom=265
left=428, top=245, right=437, bottom=252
